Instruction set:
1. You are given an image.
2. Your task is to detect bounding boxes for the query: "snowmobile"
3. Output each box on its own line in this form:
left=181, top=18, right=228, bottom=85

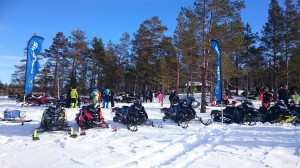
left=112, top=101, right=154, bottom=131
left=32, top=103, right=77, bottom=140
left=80, top=96, right=91, bottom=105
left=240, top=100, right=264, bottom=123
left=121, top=93, right=137, bottom=103
left=289, top=102, right=300, bottom=125
left=259, top=100, right=297, bottom=124
left=161, top=97, right=208, bottom=128
left=75, top=103, right=110, bottom=135
left=288, top=100, right=300, bottom=113
left=22, top=93, right=55, bottom=106
left=55, top=94, right=69, bottom=108
left=211, top=100, right=262, bottom=124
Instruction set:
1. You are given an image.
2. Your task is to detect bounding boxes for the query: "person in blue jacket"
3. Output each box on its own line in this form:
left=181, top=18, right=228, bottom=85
left=102, top=87, right=110, bottom=108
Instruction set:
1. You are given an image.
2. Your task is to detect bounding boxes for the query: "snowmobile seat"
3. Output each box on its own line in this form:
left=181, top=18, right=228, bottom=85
left=224, top=106, right=237, bottom=113
left=81, top=104, right=97, bottom=114
left=119, top=106, right=130, bottom=115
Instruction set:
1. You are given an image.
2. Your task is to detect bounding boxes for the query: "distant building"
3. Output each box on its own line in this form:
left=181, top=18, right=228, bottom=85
left=181, top=81, right=212, bottom=94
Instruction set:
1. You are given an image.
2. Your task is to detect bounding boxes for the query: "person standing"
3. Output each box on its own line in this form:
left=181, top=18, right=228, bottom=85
left=278, top=85, right=289, bottom=105
left=149, top=89, right=153, bottom=103
left=110, top=90, right=115, bottom=107
left=70, top=87, right=78, bottom=108
left=262, top=87, right=273, bottom=108
left=142, top=90, right=147, bottom=103
left=289, top=87, right=298, bottom=103
left=66, top=87, right=72, bottom=108
left=90, top=88, right=99, bottom=106
left=172, top=91, right=179, bottom=105
left=157, top=91, right=163, bottom=103
left=102, top=87, right=110, bottom=108
left=169, top=90, right=175, bottom=105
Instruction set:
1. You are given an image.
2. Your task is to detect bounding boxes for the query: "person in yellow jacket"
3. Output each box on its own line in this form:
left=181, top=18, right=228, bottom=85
left=90, top=88, right=100, bottom=106
left=70, top=87, right=78, bottom=108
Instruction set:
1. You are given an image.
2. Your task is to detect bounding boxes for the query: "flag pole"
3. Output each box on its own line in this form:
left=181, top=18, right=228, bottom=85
left=211, top=40, right=223, bottom=124
left=24, top=37, right=31, bottom=103
left=24, top=35, right=44, bottom=100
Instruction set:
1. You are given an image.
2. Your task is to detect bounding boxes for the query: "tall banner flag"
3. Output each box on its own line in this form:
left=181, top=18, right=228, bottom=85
left=25, top=36, right=44, bottom=94
left=211, top=40, right=222, bottom=101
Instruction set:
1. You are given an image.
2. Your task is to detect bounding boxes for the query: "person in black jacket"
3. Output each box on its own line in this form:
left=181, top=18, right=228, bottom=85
left=66, top=87, right=72, bottom=108
left=110, top=90, right=115, bottom=107
left=169, top=90, right=179, bottom=105
left=278, top=85, right=289, bottom=105
left=169, top=90, right=175, bottom=105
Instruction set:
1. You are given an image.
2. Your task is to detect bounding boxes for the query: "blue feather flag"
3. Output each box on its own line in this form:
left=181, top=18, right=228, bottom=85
left=25, top=36, right=44, bottom=94
left=211, top=40, right=222, bottom=101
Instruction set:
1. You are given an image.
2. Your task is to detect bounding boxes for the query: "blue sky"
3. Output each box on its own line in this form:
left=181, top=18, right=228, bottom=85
left=0, top=0, right=285, bottom=84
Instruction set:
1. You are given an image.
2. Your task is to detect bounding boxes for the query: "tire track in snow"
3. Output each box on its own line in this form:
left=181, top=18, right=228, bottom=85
left=105, top=130, right=193, bottom=168
left=157, top=126, right=230, bottom=168
left=110, top=125, right=230, bottom=168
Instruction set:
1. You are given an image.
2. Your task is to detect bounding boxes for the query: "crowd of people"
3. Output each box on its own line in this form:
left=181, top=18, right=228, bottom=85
left=63, top=86, right=184, bottom=109
left=65, top=86, right=114, bottom=109
left=63, top=83, right=299, bottom=109
left=257, top=85, right=298, bottom=108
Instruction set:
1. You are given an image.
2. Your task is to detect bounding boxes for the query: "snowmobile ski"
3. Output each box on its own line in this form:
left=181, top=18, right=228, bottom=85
left=32, top=126, right=78, bottom=141
left=127, top=124, right=138, bottom=132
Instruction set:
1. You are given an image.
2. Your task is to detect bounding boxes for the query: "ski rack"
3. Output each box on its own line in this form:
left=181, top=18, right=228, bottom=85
left=1, top=110, right=32, bottom=125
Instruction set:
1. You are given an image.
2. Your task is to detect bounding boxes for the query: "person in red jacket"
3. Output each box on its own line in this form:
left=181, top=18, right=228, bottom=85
left=262, top=87, right=273, bottom=108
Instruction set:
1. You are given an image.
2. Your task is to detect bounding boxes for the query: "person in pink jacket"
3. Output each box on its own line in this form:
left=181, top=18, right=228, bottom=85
left=157, top=91, right=163, bottom=103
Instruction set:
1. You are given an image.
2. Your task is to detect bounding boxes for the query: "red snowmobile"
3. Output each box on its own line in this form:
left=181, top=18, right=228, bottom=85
left=21, top=93, right=55, bottom=106
left=75, top=103, right=110, bottom=135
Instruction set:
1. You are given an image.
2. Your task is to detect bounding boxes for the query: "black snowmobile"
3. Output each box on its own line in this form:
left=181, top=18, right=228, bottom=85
left=32, top=104, right=77, bottom=140
left=288, top=102, right=300, bottom=125
left=211, top=99, right=263, bottom=124
left=75, top=103, right=110, bottom=135
left=112, top=101, right=154, bottom=131
left=259, top=100, right=297, bottom=124
left=241, top=100, right=264, bottom=123
left=161, top=97, right=208, bottom=128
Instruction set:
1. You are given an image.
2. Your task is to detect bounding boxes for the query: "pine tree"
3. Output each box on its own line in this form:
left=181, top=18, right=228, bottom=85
left=243, top=23, right=264, bottom=90
left=44, top=32, right=69, bottom=98
left=261, top=0, right=285, bottom=100
left=132, top=16, right=168, bottom=92
left=174, top=8, right=199, bottom=96
left=176, top=0, right=245, bottom=112
left=68, top=29, right=90, bottom=93
left=282, top=0, right=299, bottom=87
left=90, top=37, right=105, bottom=91
left=157, top=36, right=177, bottom=94
left=114, top=32, right=132, bottom=92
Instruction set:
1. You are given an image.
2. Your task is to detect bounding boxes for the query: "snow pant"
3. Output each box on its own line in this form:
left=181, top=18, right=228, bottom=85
left=111, top=99, right=115, bottom=107
left=71, top=98, right=78, bottom=108
left=102, top=101, right=109, bottom=108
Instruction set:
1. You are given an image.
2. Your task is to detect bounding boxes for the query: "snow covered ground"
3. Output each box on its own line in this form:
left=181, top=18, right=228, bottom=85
left=1, top=94, right=300, bottom=168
